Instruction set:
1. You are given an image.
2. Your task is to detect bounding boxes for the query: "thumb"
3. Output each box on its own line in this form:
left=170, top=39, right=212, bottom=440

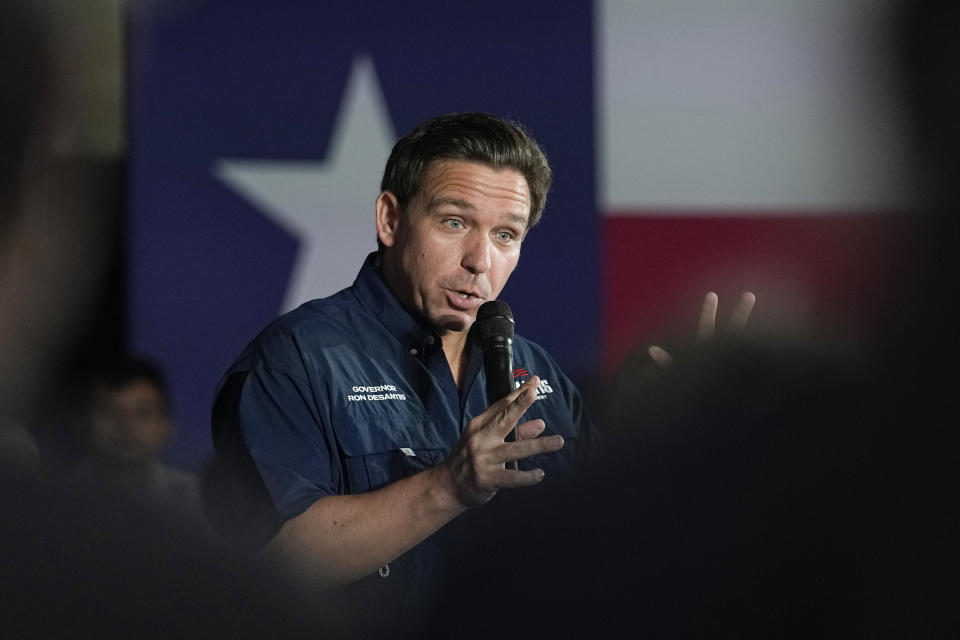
left=648, top=345, right=673, bottom=368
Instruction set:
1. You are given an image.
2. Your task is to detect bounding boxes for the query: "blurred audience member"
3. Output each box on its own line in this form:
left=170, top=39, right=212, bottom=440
left=426, top=335, right=933, bottom=638
left=71, top=357, right=207, bottom=528
left=0, top=417, right=42, bottom=477
left=1, top=0, right=118, bottom=472
left=0, top=0, right=47, bottom=476
left=0, top=3, right=336, bottom=636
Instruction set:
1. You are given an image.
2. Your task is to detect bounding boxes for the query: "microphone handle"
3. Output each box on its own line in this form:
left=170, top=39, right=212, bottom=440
left=482, top=338, right=518, bottom=470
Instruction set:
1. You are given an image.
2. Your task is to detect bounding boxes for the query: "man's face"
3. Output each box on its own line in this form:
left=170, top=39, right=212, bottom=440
left=89, top=380, right=172, bottom=464
left=378, top=159, right=530, bottom=334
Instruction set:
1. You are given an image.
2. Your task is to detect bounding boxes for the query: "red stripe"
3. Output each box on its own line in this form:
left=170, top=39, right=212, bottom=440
left=602, top=213, right=916, bottom=376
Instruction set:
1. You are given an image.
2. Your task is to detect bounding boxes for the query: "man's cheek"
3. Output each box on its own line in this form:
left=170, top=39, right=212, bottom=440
left=498, top=255, right=521, bottom=286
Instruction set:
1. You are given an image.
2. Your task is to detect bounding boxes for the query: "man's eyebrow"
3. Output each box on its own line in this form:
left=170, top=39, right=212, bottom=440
left=505, top=213, right=528, bottom=227
left=428, top=196, right=475, bottom=210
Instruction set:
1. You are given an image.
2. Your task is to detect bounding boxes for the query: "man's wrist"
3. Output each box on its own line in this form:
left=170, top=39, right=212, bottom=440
left=424, top=464, right=472, bottom=515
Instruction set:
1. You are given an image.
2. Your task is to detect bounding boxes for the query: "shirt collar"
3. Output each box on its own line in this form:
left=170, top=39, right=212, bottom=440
left=351, top=251, right=439, bottom=353
left=352, top=252, right=484, bottom=391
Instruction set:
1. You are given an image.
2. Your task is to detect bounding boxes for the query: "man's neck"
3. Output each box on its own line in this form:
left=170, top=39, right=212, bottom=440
left=441, top=329, right=471, bottom=388
left=375, top=257, right=474, bottom=387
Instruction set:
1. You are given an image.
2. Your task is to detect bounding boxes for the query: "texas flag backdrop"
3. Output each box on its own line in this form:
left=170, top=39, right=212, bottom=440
left=129, top=0, right=914, bottom=471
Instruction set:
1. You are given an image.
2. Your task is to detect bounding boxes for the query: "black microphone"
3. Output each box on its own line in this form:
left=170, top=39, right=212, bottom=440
left=476, top=300, right=518, bottom=470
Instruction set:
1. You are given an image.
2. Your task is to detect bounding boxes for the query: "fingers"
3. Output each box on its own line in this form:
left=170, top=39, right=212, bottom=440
left=496, top=425, right=563, bottom=465
left=696, top=291, right=719, bottom=342
left=488, top=383, right=563, bottom=464
left=487, top=466, right=550, bottom=490
left=648, top=345, right=674, bottom=368
left=516, top=418, right=546, bottom=440
left=649, top=291, right=752, bottom=371
left=697, top=290, right=756, bottom=339
left=449, top=386, right=562, bottom=505
left=726, top=291, right=756, bottom=333
left=490, top=426, right=564, bottom=488
left=482, top=376, right=539, bottom=439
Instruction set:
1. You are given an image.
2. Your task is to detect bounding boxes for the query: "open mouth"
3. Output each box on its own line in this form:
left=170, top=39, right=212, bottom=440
left=446, top=288, right=483, bottom=309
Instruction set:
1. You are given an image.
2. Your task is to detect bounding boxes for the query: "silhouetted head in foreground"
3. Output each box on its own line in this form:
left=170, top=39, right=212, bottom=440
left=425, top=333, right=953, bottom=638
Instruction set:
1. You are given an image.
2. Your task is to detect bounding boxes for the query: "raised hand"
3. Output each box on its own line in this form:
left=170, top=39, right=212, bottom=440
left=442, top=376, right=564, bottom=508
left=648, top=291, right=756, bottom=368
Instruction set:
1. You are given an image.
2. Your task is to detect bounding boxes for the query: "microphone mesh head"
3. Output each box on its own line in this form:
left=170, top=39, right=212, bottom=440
left=476, top=300, right=514, bottom=341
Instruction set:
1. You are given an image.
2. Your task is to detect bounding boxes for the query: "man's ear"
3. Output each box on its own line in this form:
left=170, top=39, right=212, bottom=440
left=375, top=191, right=401, bottom=248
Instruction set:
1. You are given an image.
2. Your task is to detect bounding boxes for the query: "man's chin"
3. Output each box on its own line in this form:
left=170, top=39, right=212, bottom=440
left=432, top=311, right=474, bottom=334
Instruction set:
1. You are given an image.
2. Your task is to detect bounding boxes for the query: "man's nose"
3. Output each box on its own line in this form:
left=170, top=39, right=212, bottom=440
left=461, top=232, right=492, bottom=274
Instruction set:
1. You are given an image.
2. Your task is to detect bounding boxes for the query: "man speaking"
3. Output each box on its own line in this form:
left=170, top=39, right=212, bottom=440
left=207, top=112, right=599, bottom=600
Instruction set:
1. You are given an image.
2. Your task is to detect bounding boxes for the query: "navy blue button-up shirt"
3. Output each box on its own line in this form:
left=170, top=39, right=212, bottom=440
left=210, top=252, right=598, bottom=594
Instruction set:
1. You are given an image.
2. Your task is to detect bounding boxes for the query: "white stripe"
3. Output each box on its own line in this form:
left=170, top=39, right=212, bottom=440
left=597, top=0, right=917, bottom=213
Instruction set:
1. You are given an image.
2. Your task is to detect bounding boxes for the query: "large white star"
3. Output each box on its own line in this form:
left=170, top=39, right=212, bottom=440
left=214, top=54, right=396, bottom=313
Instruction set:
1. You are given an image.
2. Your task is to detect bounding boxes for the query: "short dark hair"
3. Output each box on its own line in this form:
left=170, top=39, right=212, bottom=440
left=380, top=112, right=553, bottom=229
left=89, top=356, right=172, bottom=415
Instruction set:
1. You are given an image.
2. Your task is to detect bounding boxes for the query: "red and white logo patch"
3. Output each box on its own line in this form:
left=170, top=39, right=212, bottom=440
left=513, top=367, right=553, bottom=400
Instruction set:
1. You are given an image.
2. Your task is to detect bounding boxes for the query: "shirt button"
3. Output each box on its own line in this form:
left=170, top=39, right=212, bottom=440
left=425, top=335, right=435, bottom=346
left=409, top=348, right=418, bottom=356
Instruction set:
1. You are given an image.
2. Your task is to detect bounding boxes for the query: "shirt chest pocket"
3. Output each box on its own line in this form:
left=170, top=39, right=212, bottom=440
left=335, top=417, right=447, bottom=494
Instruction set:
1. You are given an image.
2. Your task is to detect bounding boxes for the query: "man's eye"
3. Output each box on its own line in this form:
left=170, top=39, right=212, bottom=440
left=495, top=231, right=515, bottom=242
left=444, top=219, right=464, bottom=230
